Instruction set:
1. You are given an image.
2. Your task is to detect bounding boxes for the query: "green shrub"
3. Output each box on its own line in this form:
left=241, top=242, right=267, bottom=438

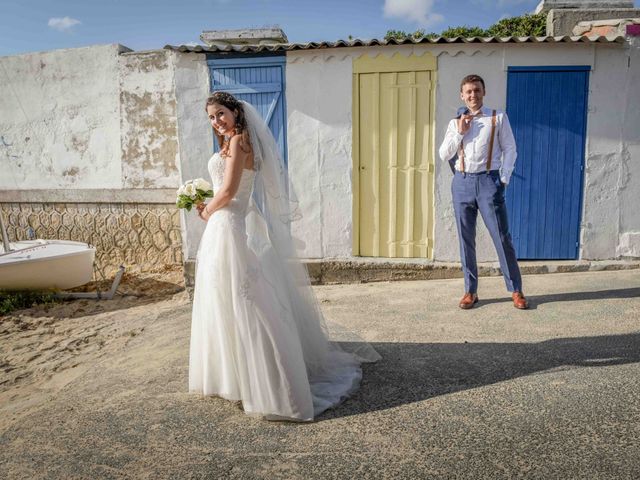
left=0, top=291, right=60, bottom=315
left=384, top=12, right=547, bottom=41
left=486, top=13, right=546, bottom=37
left=438, top=26, right=488, bottom=38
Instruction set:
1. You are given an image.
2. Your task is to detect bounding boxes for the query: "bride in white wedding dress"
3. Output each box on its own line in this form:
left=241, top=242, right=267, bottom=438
left=189, top=92, right=379, bottom=421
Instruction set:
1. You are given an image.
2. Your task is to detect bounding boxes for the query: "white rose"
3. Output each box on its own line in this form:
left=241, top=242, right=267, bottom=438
left=177, top=185, right=186, bottom=196
left=194, top=178, right=211, bottom=192
left=184, top=183, right=197, bottom=199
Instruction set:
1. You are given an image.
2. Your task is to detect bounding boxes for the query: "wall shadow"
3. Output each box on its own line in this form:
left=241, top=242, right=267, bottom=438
left=321, top=332, right=640, bottom=421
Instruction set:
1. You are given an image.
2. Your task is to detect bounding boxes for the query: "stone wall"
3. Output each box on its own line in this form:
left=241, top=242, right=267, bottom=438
left=573, top=18, right=640, bottom=36
left=0, top=200, right=182, bottom=279
left=547, top=8, right=640, bottom=36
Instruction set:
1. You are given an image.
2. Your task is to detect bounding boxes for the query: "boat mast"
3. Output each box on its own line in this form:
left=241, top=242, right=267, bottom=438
left=0, top=212, right=11, bottom=252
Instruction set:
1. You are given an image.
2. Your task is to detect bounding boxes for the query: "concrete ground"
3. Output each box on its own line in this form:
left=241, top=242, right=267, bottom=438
left=1, top=269, right=639, bottom=479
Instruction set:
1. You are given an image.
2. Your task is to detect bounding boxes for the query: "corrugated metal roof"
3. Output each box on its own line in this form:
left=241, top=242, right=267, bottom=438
left=164, top=35, right=626, bottom=53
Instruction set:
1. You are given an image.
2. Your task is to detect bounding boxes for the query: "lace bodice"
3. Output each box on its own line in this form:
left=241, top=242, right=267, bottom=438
left=208, top=152, right=256, bottom=216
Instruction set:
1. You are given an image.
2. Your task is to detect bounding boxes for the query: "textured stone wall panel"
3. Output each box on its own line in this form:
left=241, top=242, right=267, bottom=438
left=0, top=203, right=183, bottom=279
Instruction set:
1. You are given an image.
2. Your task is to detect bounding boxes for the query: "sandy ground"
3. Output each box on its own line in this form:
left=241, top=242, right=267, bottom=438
left=0, top=267, right=186, bottom=423
left=1, top=269, right=639, bottom=479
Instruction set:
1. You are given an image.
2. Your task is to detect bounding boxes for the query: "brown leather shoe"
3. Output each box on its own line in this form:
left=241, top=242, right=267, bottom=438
left=512, top=291, right=529, bottom=310
left=459, top=293, right=478, bottom=309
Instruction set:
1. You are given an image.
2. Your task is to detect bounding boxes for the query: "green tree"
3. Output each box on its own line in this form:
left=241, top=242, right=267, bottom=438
left=438, top=26, right=487, bottom=38
left=384, top=12, right=547, bottom=40
left=384, top=28, right=436, bottom=41
left=486, top=13, right=546, bottom=37
left=385, top=25, right=486, bottom=40
left=384, top=29, right=409, bottom=41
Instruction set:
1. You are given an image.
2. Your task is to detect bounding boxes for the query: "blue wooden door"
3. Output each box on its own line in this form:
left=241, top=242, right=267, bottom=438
left=506, top=66, right=589, bottom=260
left=207, top=55, right=288, bottom=166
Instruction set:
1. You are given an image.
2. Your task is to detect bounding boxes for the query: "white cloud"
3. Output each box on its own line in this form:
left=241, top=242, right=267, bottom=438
left=383, top=0, right=444, bottom=28
left=48, top=17, right=81, bottom=32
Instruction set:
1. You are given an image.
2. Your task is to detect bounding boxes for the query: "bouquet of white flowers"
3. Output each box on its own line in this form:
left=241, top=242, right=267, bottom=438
left=176, top=178, right=214, bottom=211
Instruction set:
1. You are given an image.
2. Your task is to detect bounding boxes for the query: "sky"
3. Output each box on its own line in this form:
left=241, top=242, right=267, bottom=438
left=1, top=0, right=639, bottom=57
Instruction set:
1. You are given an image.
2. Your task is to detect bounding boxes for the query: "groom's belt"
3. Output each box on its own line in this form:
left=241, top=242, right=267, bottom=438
left=455, top=169, right=500, bottom=176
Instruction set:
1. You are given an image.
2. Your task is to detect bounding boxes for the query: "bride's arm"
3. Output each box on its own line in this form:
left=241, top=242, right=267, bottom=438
left=200, top=136, right=250, bottom=221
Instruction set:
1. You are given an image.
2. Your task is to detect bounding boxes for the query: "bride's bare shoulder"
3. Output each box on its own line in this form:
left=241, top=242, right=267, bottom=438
left=228, top=134, right=254, bottom=170
left=229, top=133, right=252, bottom=154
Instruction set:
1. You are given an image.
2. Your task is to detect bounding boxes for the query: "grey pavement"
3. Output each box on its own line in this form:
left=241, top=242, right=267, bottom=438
left=1, top=269, right=639, bottom=479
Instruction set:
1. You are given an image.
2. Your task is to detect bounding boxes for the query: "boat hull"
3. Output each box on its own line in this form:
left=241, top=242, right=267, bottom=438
left=0, top=240, right=96, bottom=291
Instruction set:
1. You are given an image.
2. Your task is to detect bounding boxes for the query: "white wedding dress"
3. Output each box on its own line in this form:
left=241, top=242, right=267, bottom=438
left=189, top=118, right=378, bottom=421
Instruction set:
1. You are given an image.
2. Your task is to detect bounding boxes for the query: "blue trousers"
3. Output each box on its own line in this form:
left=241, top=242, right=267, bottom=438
left=452, top=170, right=522, bottom=294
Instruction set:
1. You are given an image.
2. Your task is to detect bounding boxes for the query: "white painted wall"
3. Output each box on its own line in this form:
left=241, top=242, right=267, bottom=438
left=286, top=50, right=355, bottom=258
left=583, top=39, right=640, bottom=259
left=3, top=40, right=637, bottom=264
left=616, top=37, right=640, bottom=258
left=286, top=44, right=511, bottom=261
left=0, top=44, right=182, bottom=194
left=0, top=44, right=125, bottom=189
left=285, top=41, right=639, bottom=262
left=172, top=52, right=213, bottom=261
left=434, top=43, right=598, bottom=262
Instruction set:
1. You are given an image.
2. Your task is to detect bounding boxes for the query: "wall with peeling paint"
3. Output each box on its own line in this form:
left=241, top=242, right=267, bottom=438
left=616, top=37, right=640, bottom=258
left=583, top=37, right=640, bottom=259
left=0, top=44, right=182, bottom=192
left=285, top=41, right=640, bottom=261
left=0, top=44, right=125, bottom=189
left=434, top=43, right=598, bottom=263
left=119, top=50, right=180, bottom=189
left=0, top=44, right=185, bottom=275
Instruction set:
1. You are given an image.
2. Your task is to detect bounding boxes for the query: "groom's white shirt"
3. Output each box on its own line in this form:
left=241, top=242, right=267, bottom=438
left=438, top=106, right=518, bottom=185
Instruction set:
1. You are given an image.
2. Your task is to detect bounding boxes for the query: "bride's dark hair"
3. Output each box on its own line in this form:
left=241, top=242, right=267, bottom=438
left=205, top=91, right=251, bottom=156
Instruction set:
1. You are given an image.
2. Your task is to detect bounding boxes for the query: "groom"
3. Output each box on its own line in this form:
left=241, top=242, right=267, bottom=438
left=439, top=74, right=528, bottom=310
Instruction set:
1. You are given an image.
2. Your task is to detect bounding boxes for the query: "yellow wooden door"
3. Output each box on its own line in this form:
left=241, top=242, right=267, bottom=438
left=353, top=53, right=436, bottom=258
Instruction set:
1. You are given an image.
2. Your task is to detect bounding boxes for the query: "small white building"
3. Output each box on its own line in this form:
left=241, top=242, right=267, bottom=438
left=167, top=32, right=640, bottom=275
left=1, top=23, right=639, bottom=283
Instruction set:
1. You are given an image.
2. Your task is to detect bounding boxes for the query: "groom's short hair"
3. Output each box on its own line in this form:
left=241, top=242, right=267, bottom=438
left=460, top=74, right=485, bottom=91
